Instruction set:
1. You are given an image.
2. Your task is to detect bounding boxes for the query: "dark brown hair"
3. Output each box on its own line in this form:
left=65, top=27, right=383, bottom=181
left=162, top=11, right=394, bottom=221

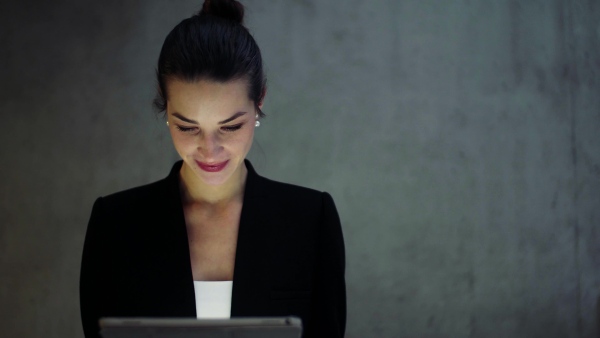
left=153, top=0, right=266, bottom=117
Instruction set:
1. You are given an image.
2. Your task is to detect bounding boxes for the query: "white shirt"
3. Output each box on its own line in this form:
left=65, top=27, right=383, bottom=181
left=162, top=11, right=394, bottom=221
left=192, top=281, right=233, bottom=319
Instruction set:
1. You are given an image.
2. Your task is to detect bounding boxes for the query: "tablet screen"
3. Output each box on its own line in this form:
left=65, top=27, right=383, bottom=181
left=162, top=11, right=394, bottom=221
left=99, top=317, right=302, bottom=338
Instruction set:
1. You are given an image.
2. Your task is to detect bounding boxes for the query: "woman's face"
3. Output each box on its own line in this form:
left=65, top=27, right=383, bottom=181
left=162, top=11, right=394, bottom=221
left=166, top=78, right=260, bottom=186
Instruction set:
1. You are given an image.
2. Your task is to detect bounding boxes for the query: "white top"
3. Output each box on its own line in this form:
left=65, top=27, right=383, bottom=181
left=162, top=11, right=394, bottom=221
left=193, top=281, right=233, bottom=319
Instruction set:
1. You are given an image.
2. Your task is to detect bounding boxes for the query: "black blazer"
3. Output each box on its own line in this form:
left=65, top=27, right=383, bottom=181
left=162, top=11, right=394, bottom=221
left=80, top=160, right=346, bottom=338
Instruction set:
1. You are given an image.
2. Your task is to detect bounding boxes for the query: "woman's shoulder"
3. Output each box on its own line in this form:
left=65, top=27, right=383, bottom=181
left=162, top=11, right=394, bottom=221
left=259, top=175, right=324, bottom=197
left=246, top=161, right=333, bottom=207
left=95, top=162, right=182, bottom=209
left=247, top=168, right=338, bottom=220
left=93, top=179, right=168, bottom=215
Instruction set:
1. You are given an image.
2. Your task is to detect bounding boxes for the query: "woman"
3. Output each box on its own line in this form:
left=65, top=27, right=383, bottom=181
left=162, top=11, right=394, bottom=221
left=79, top=1, right=346, bottom=337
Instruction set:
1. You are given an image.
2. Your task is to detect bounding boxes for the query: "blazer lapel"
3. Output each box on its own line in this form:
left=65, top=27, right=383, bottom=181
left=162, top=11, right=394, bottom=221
left=161, top=160, right=197, bottom=317
left=231, top=159, right=271, bottom=316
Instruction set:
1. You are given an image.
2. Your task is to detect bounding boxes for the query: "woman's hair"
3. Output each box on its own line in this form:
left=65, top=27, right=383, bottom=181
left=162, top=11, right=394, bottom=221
left=153, top=0, right=266, bottom=117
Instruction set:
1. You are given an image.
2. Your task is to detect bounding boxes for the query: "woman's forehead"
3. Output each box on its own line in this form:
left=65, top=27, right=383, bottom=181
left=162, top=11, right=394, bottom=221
left=166, top=78, right=252, bottom=118
left=167, top=78, right=250, bottom=99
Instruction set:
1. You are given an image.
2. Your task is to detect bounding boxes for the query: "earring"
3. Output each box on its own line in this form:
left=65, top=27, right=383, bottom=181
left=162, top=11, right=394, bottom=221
left=255, top=114, right=260, bottom=127
left=166, top=121, right=169, bottom=126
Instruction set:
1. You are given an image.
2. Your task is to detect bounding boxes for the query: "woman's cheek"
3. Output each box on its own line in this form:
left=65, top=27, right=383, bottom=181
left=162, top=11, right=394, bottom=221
left=171, top=133, right=193, bottom=152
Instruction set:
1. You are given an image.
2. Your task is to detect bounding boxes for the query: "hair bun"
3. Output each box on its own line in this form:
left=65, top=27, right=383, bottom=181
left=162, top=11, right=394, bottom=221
left=199, top=0, right=245, bottom=24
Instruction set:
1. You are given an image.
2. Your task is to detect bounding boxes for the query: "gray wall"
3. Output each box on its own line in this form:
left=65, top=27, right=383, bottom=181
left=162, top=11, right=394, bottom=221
left=1, top=0, right=599, bottom=337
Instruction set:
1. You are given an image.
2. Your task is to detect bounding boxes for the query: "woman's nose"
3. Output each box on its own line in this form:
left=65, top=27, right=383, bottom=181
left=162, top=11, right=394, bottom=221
left=197, top=132, right=222, bottom=158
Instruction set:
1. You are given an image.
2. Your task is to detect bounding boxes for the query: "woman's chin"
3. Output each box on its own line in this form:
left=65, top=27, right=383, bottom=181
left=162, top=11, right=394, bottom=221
left=192, top=169, right=229, bottom=186
left=198, top=175, right=229, bottom=186
left=187, top=159, right=240, bottom=187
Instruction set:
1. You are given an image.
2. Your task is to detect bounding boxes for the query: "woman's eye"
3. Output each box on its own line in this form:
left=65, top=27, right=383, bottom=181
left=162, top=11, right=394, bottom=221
left=176, top=125, right=198, bottom=133
left=222, top=124, right=243, bottom=132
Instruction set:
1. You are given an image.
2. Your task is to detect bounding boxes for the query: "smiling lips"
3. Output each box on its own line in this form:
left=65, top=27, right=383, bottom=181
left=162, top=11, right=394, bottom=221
left=196, top=160, right=229, bottom=172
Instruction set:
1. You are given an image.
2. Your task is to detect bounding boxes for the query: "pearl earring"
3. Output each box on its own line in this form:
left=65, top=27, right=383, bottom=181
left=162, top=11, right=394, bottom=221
left=255, top=114, right=260, bottom=127
left=166, top=121, right=169, bottom=126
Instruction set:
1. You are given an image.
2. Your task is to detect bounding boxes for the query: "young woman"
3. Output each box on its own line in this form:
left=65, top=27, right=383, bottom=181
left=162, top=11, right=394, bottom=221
left=79, top=1, right=346, bottom=337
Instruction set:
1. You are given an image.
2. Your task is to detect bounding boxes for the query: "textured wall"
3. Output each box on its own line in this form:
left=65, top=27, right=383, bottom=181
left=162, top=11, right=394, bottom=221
left=0, top=0, right=598, bottom=337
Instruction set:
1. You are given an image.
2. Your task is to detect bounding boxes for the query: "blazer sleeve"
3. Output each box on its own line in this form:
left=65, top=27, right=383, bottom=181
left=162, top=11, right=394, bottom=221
left=307, top=192, right=347, bottom=337
left=80, top=197, right=106, bottom=338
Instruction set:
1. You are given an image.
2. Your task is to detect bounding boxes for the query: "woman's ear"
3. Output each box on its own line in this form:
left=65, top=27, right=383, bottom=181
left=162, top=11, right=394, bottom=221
left=258, top=87, right=267, bottom=109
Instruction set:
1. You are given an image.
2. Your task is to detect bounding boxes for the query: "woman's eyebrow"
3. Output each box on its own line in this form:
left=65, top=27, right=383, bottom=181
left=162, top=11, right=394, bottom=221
left=172, top=111, right=247, bottom=125
left=172, top=112, right=197, bottom=124
left=218, top=111, right=247, bottom=125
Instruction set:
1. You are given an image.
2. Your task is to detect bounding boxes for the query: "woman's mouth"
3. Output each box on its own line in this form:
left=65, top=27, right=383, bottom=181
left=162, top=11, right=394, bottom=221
left=196, top=160, right=229, bottom=172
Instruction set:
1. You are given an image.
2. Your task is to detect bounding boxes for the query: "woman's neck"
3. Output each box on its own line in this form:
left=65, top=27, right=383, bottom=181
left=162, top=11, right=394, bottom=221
left=178, top=162, right=247, bottom=206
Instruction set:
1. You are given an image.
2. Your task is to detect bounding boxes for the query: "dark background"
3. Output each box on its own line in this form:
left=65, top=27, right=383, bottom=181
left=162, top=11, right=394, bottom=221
left=0, top=0, right=599, bottom=337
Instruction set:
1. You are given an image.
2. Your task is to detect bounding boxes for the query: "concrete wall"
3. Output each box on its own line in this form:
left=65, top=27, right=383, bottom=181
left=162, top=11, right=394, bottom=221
left=0, top=0, right=598, bottom=337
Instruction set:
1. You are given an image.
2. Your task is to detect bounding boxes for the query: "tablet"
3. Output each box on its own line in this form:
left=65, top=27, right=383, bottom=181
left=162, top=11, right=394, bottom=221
left=99, top=317, right=303, bottom=338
